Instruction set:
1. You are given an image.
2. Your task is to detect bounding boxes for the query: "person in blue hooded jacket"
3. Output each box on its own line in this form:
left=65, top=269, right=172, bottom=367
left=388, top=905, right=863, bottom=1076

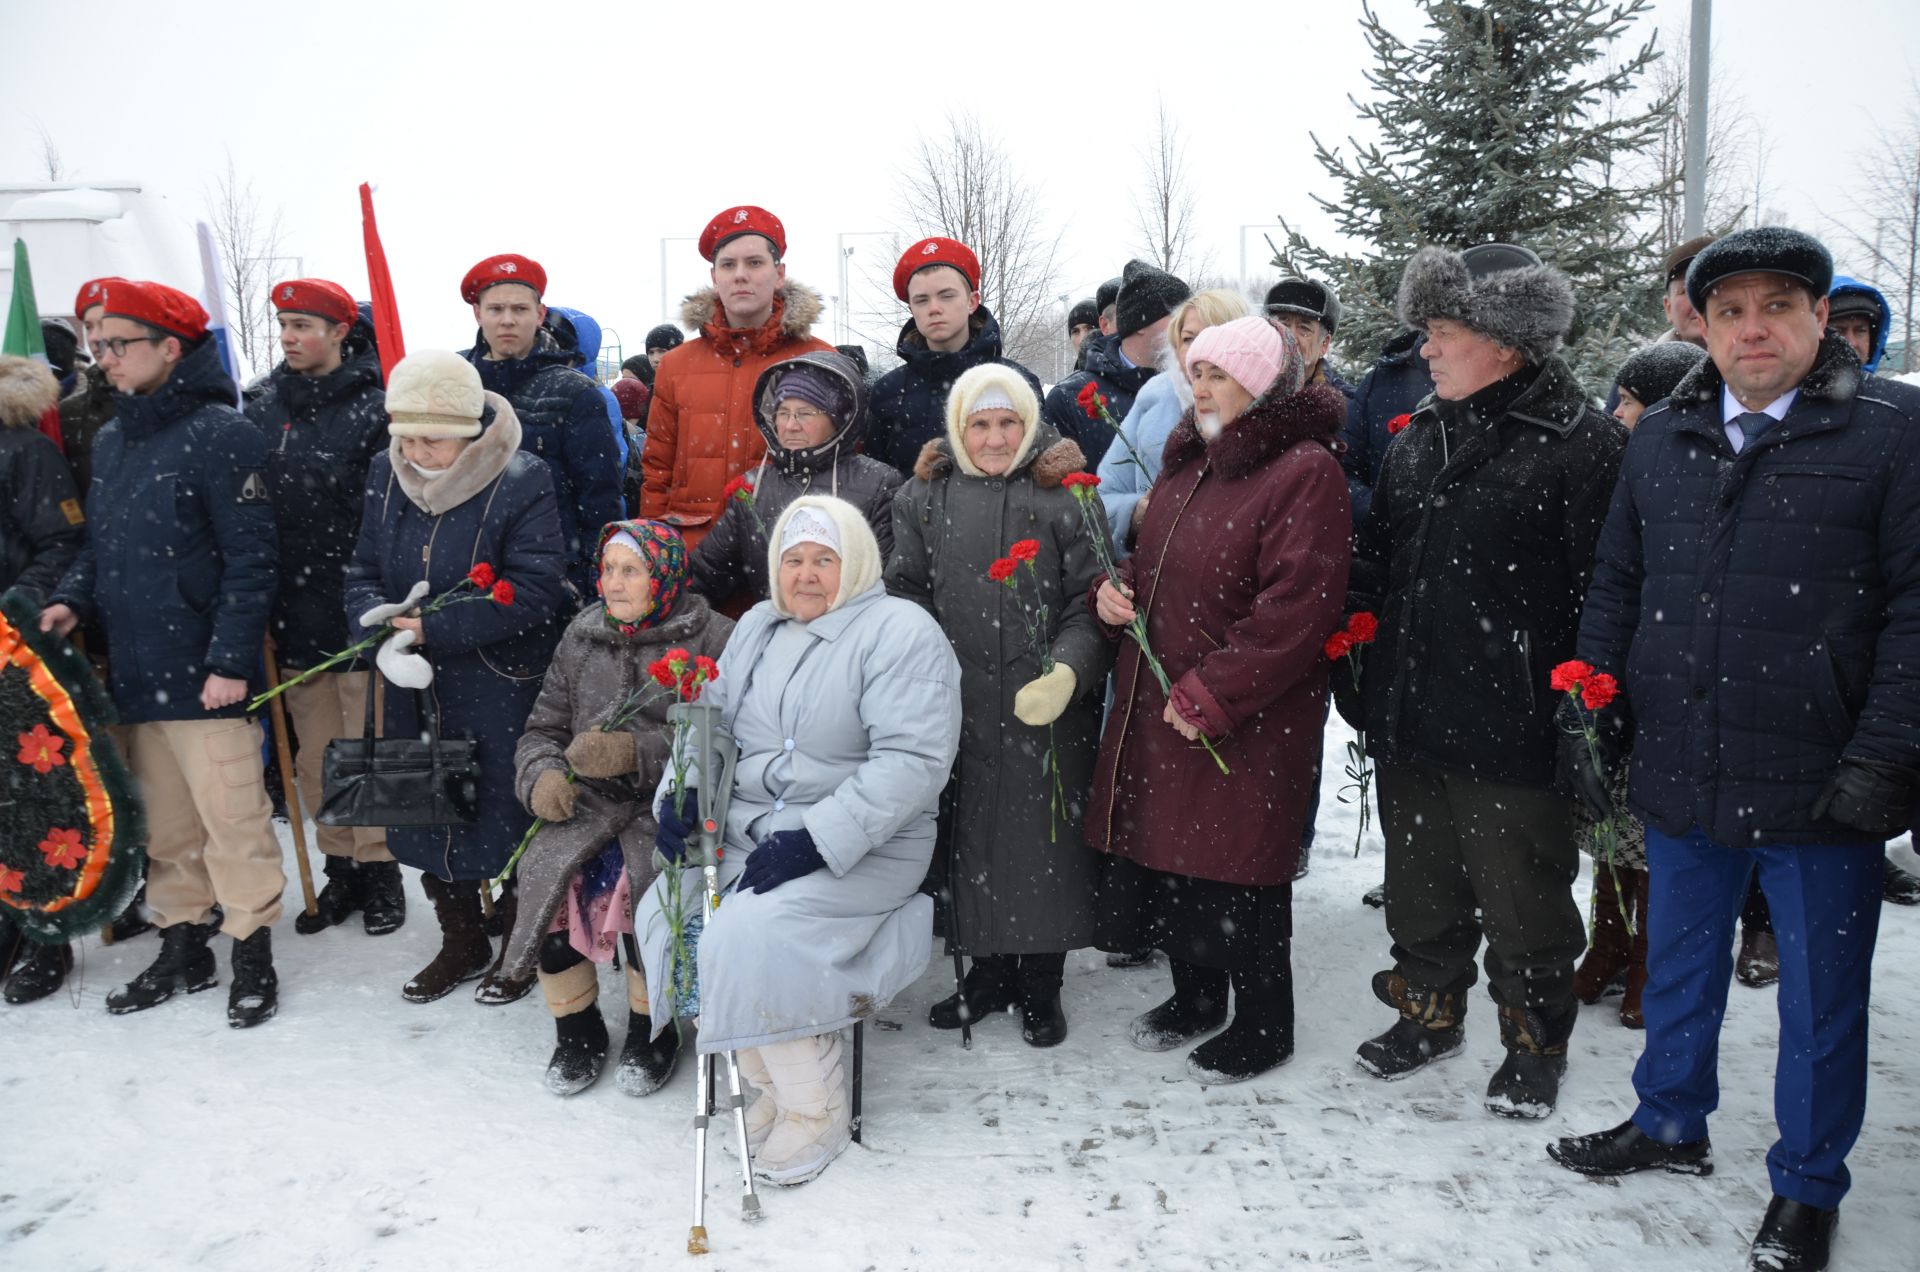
left=1827, top=275, right=1892, bottom=375
left=544, top=304, right=629, bottom=471
left=864, top=238, right=1042, bottom=477
left=458, top=255, right=625, bottom=606
left=42, top=281, right=286, bottom=1030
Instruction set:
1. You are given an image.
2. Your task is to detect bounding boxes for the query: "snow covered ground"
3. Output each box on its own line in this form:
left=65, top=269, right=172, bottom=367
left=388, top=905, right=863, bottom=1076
left=6, top=722, right=1917, bottom=1272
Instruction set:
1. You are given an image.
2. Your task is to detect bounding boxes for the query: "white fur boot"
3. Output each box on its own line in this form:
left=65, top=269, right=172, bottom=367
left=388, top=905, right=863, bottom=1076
left=752, top=1032, right=851, bottom=1185
left=736, top=1047, right=777, bottom=1153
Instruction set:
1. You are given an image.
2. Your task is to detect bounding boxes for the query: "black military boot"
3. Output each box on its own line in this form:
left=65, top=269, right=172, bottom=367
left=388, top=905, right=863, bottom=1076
left=358, top=860, right=407, bottom=936
left=1484, top=1001, right=1575, bottom=1118
left=1355, top=971, right=1465, bottom=1080
left=294, top=856, right=361, bottom=935
left=1015, top=952, right=1069, bottom=1048
left=227, top=928, right=279, bottom=1028
left=107, top=919, right=220, bottom=1014
left=3, top=940, right=74, bottom=1005
left=1747, top=1195, right=1837, bottom=1271
left=107, top=882, right=155, bottom=942
left=1548, top=1118, right=1714, bottom=1178
left=928, top=954, right=1019, bottom=1030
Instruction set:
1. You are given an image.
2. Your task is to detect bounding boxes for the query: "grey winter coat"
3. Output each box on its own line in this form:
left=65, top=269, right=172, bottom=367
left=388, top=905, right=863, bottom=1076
left=887, top=427, right=1111, bottom=953
left=503, top=595, right=733, bottom=979
left=636, top=581, right=962, bottom=1052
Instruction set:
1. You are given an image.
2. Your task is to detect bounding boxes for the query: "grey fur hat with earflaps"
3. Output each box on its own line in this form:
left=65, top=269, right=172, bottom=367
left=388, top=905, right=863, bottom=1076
left=1395, top=244, right=1577, bottom=365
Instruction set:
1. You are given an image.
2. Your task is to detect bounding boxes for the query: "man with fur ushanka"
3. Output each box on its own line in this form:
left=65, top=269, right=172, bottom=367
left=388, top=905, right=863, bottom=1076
left=639, top=206, right=832, bottom=550
left=459, top=254, right=625, bottom=605
left=864, top=237, right=1043, bottom=478
left=1341, top=244, right=1625, bottom=1120
left=1549, top=228, right=1920, bottom=1272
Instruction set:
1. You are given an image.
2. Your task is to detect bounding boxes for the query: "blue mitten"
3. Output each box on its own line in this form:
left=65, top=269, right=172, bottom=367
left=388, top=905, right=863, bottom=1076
left=654, top=794, right=700, bottom=865
left=738, top=829, right=826, bottom=895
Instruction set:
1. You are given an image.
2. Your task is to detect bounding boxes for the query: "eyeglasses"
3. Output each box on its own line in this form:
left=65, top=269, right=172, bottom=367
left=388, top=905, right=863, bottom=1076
left=773, top=407, right=828, bottom=426
left=92, top=335, right=166, bottom=358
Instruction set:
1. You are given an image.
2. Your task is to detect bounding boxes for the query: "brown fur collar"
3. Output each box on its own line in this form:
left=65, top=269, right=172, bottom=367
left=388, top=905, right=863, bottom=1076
left=913, top=431, right=1085, bottom=487
left=1162, top=382, right=1348, bottom=480
left=389, top=392, right=525, bottom=514
left=0, top=356, right=59, bottom=429
left=678, top=279, right=824, bottom=351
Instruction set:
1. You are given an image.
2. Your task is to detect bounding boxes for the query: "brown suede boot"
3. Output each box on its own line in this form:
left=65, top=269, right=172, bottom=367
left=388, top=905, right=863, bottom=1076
left=1573, top=865, right=1632, bottom=1004
left=474, top=886, right=535, bottom=1006
left=1619, top=868, right=1650, bottom=1029
left=403, top=874, right=492, bottom=1003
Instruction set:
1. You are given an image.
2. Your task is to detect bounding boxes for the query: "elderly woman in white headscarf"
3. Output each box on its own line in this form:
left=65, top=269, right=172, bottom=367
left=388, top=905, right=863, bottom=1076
left=634, top=494, right=961, bottom=1187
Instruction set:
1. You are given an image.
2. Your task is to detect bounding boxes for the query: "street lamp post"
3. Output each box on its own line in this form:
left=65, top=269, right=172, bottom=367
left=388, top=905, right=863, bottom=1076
left=836, top=230, right=889, bottom=349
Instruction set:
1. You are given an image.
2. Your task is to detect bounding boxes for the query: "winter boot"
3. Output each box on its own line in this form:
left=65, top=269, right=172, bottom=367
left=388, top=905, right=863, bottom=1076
left=734, top=1046, right=778, bottom=1153
left=3, top=940, right=73, bottom=1005
left=1187, top=962, right=1294, bottom=1083
left=294, top=856, right=362, bottom=935
left=1129, top=959, right=1229, bottom=1051
left=227, top=928, right=279, bottom=1028
left=474, top=886, right=534, bottom=1005
left=538, top=944, right=608, bottom=1096
left=1748, top=1195, right=1838, bottom=1271
left=753, top=1031, right=852, bottom=1186
left=1573, top=866, right=1631, bottom=1003
left=402, top=874, right=492, bottom=1003
left=1355, top=971, right=1464, bottom=1079
left=1619, top=868, right=1651, bottom=1029
left=1882, top=852, right=1920, bottom=906
left=1736, top=880, right=1779, bottom=988
left=106, top=919, right=220, bottom=1014
left=1548, top=1118, right=1714, bottom=1178
left=1484, top=1001, right=1575, bottom=1118
left=928, top=954, right=1018, bottom=1030
left=107, top=882, right=154, bottom=943
left=359, top=860, right=407, bottom=936
left=1105, top=947, right=1155, bottom=969
left=1361, top=882, right=1387, bottom=909
left=1015, top=952, right=1068, bottom=1048
left=616, top=965, right=680, bottom=1096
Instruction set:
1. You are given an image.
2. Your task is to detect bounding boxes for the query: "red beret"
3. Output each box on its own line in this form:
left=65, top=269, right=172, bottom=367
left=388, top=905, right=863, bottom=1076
left=461, top=255, right=546, bottom=304
left=894, top=237, right=980, bottom=301
left=101, top=280, right=208, bottom=342
left=270, top=278, right=357, bottom=326
left=699, top=206, right=786, bottom=262
left=74, top=276, right=128, bottom=319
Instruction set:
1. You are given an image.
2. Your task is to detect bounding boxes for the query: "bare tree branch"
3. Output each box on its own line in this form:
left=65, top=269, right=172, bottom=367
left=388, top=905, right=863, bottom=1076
left=1838, top=97, right=1920, bottom=373
left=204, top=150, right=289, bottom=377
left=1132, top=100, right=1200, bottom=276
left=32, top=120, right=64, bottom=182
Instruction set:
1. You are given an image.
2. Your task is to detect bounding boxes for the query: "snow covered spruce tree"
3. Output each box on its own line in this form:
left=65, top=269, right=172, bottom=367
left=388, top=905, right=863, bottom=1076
left=1277, top=0, right=1675, bottom=383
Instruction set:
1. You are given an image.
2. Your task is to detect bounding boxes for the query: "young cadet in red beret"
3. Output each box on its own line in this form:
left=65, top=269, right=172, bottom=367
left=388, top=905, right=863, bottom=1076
left=41, top=280, right=288, bottom=1029
left=863, top=236, right=1042, bottom=477
left=638, top=206, right=831, bottom=551
left=459, top=255, right=625, bottom=611
left=243, top=279, right=405, bottom=938
left=57, top=276, right=130, bottom=495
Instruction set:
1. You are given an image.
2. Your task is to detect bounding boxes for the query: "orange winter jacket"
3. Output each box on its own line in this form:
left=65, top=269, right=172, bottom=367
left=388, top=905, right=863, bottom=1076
left=639, top=281, right=832, bottom=547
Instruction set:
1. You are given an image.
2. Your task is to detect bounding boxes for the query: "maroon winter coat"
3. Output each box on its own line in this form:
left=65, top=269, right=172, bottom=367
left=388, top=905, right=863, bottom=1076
left=1085, top=383, right=1351, bottom=886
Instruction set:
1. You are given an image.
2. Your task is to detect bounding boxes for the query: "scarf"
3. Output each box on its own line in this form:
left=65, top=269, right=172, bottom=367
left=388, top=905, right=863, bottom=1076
left=595, top=518, right=689, bottom=638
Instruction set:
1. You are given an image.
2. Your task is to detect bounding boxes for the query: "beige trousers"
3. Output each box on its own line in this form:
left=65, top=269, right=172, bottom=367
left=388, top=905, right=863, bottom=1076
left=128, top=718, right=287, bottom=940
left=282, top=671, right=391, bottom=862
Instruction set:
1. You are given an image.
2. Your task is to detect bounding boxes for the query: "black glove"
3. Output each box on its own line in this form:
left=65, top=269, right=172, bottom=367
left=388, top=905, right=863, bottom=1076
left=1556, top=696, right=1631, bottom=822
left=738, top=829, right=826, bottom=895
left=1811, top=760, right=1917, bottom=839
left=654, top=793, right=701, bottom=865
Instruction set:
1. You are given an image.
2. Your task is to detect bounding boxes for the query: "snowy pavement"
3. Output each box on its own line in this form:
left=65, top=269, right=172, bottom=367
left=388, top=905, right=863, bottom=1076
left=5, top=724, right=1917, bottom=1272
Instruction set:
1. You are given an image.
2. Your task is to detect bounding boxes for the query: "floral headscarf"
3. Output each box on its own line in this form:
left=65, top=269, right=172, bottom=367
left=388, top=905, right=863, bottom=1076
left=595, top=519, right=688, bottom=637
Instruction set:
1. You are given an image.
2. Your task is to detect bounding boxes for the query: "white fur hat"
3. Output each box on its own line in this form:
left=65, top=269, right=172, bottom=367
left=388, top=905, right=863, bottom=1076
left=385, top=349, right=485, bottom=438
left=766, top=495, right=882, bottom=620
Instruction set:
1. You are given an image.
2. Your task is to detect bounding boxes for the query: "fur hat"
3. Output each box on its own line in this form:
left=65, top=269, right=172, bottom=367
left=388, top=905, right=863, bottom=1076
left=0, top=356, right=59, bottom=430
left=1114, top=259, right=1192, bottom=339
left=385, top=350, right=486, bottom=438
left=766, top=495, right=883, bottom=620
left=1395, top=245, right=1575, bottom=365
left=1614, top=341, right=1708, bottom=407
left=1685, top=227, right=1833, bottom=313
left=944, top=363, right=1041, bottom=478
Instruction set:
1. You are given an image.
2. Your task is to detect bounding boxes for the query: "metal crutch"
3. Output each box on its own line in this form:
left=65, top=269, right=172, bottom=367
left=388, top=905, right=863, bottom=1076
left=670, top=701, right=759, bottom=1255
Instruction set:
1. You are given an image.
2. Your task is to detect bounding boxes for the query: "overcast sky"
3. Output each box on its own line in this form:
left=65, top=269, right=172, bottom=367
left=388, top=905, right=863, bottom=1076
left=7, top=0, right=1917, bottom=361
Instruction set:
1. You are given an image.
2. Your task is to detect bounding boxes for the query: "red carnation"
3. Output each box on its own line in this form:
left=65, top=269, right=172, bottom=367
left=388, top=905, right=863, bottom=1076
left=1346, top=611, right=1379, bottom=643
left=722, top=475, right=755, bottom=503
left=15, top=724, right=67, bottom=775
left=490, top=580, right=515, bottom=606
left=1075, top=382, right=1103, bottom=418
left=1549, top=659, right=1595, bottom=694
left=649, top=658, right=677, bottom=688
left=694, top=655, right=720, bottom=682
left=468, top=562, right=496, bottom=589
left=988, top=558, right=1018, bottom=583
left=1387, top=413, right=1412, bottom=435
left=681, top=671, right=704, bottom=703
left=39, top=827, right=86, bottom=870
left=1009, top=539, right=1041, bottom=564
left=665, top=648, right=691, bottom=674
left=1324, top=631, right=1355, bottom=661
left=1581, top=672, right=1620, bottom=711
left=1061, top=471, right=1102, bottom=490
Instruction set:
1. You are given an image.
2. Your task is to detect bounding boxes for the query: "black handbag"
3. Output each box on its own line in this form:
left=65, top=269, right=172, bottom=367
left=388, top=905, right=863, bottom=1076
left=317, top=674, right=480, bottom=827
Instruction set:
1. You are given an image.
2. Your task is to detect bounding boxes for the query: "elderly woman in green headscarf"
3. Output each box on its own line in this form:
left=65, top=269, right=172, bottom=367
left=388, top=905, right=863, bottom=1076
left=506, top=519, right=733, bottom=1098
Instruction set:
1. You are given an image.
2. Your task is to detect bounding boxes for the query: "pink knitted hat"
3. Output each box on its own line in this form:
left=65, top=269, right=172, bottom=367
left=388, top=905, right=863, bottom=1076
left=1186, top=315, right=1305, bottom=401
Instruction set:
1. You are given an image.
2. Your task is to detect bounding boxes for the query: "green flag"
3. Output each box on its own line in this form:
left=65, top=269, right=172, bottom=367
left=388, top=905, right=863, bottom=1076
left=4, top=238, right=48, bottom=360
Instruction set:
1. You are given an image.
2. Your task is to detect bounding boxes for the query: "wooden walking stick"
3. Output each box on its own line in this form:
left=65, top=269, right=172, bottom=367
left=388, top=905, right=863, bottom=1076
left=260, top=642, right=319, bottom=916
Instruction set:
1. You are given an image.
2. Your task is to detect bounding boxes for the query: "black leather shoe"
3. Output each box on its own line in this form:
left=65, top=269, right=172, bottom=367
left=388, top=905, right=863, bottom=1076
left=1748, top=1195, right=1837, bottom=1271
left=1548, top=1118, right=1713, bottom=1177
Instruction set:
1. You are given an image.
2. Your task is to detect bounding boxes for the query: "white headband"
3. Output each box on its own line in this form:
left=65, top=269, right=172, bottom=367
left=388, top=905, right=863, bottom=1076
left=966, top=383, right=1018, bottom=417
left=602, top=530, right=644, bottom=560
left=779, top=506, right=842, bottom=557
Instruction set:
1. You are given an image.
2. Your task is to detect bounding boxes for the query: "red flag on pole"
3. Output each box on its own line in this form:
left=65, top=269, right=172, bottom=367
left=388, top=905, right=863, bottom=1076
left=360, top=183, right=406, bottom=384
